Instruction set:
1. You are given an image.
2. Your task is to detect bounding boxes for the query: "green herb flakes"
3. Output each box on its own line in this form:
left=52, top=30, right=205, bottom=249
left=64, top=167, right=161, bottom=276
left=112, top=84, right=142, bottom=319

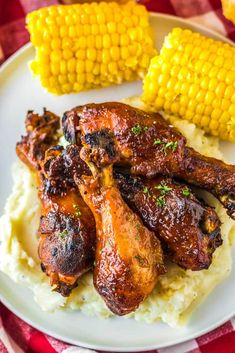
left=182, top=187, right=191, bottom=197
left=131, top=124, right=148, bottom=135
left=164, top=141, right=178, bottom=153
left=156, top=195, right=166, bottom=207
left=143, top=186, right=151, bottom=196
left=131, top=124, right=142, bottom=135
left=153, top=138, right=162, bottom=146
left=153, top=139, right=178, bottom=154
left=154, top=182, right=172, bottom=206
left=155, top=182, right=172, bottom=194
left=59, top=229, right=68, bottom=239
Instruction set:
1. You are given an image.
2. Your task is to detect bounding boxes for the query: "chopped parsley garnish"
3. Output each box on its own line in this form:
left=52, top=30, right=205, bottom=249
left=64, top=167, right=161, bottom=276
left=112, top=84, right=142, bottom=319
left=164, top=141, right=178, bottom=153
left=73, top=204, right=81, bottom=217
left=153, top=138, right=162, bottom=145
left=135, top=223, right=141, bottom=230
left=131, top=124, right=149, bottom=135
left=154, top=182, right=172, bottom=206
left=59, top=229, right=68, bottom=239
left=153, top=139, right=178, bottom=154
left=143, top=186, right=151, bottom=196
left=182, top=187, right=191, bottom=197
left=155, top=182, right=172, bottom=195
left=156, top=195, right=166, bottom=207
left=131, top=124, right=142, bottom=135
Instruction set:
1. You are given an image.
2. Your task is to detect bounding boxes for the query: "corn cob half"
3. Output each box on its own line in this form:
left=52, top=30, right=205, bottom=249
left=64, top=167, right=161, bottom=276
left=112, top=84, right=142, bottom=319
left=143, top=28, right=235, bottom=142
left=27, top=1, right=156, bottom=95
left=222, top=0, right=235, bottom=24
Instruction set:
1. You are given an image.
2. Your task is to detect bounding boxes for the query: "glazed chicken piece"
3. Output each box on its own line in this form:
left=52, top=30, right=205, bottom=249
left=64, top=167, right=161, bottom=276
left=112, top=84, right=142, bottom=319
left=38, top=145, right=96, bottom=296
left=16, top=111, right=95, bottom=296
left=62, top=102, right=235, bottom=219
left=77, top=165, right=165, bottom=315
left=115, top=171, right=222, bottom=270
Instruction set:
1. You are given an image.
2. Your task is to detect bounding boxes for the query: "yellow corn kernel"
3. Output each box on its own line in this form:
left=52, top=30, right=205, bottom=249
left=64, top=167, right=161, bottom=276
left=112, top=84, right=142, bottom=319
left=51, top=38, right=61, bottom=50
left=68, top=73, right=76, bottom=84
left=85, top=60, right=94, bottom=73
left=58, top=75, right=67, bottom=85
left=103, top=34, right=111, bottom=49
left=81, top=25, right=91, bottom=36
left=51, top=62, right=60, bottom=75
left=60, top=60, right=67, bottom=74
left=110, top=46, right=120, bottom=61
left=76, top=60, right=85, bottom=74
left=87, top=48, right=96, bottom=61
left=102, top=49, right=111, bottom=64
left=143, top=27, right=235, bottom=141
left=111, top=33, right=119, bottom=46
left=107, top=22, right=116, bottom=34
left=51, top=50, right=62, bottom=62
left=67, top=58, right=76, bottom=73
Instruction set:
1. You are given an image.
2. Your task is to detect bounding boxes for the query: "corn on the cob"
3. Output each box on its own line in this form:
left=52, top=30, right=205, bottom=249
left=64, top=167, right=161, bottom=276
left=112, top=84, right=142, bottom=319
left=142, top=28, right=235, bottom=142
left=222, top=0, right=235, bottom=24
left=27, top=1, right=156, bottom=95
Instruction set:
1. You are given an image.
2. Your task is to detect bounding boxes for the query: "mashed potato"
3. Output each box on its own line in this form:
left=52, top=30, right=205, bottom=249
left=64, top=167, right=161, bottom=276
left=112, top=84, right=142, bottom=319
left=0, top=97, right=235, bottom=327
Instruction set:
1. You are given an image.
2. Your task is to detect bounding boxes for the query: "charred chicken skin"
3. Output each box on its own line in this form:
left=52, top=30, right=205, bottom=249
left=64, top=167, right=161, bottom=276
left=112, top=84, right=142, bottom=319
left=16, top=111, right=96, bottom=296
left=16, top=109, right=60, bottom=172
left=62, top=102, right=235, bottom=219
left=77, top=165, right=165, bottom=315
left=115, top=171, right=222, bottom=270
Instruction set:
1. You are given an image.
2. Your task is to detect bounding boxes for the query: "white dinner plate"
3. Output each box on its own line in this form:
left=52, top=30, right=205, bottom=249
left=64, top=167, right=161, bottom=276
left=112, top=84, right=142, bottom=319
left=0, top=13, right=235, bottom=352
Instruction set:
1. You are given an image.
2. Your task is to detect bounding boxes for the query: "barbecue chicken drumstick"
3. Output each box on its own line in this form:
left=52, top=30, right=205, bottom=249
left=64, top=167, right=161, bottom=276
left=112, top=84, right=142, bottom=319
left=16, top=111, right=95, bottom=296
left=77, top=164, right=165, bottom=315
left=115, top=172, right=222, bottom=270
left=38, top=145, right=95, bottom=295
left=62, top=102, right=235, bottom=219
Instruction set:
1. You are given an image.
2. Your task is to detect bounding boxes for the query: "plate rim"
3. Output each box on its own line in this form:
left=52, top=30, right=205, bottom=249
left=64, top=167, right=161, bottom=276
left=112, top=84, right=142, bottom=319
left=0, top=12, right=235, bottom=352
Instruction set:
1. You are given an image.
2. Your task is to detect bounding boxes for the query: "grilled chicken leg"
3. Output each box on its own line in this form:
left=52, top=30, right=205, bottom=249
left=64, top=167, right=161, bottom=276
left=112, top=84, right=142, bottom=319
left=16, top=111, right=95, bottom=296
left=62, top=102, right=235, bottom=219
left=115, top=171, right=222, bottom=270
left=77, top=164, right=165, bottom=315
left=38, top=145, right=96, bottom=295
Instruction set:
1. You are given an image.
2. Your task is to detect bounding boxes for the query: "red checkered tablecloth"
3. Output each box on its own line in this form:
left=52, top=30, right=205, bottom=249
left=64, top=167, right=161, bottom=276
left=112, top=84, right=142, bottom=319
left=1, top=0, right=235, bottom=352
